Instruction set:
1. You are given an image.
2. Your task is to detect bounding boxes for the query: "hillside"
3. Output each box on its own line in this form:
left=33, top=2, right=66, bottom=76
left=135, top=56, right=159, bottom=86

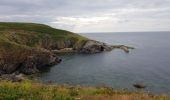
left=0, top=22, right=167, bottom=100
left=0, top=22, right=133, bottom=75
left=0, top=22, right=89, bottom=75
left=0, top=22, right=88, bottom=49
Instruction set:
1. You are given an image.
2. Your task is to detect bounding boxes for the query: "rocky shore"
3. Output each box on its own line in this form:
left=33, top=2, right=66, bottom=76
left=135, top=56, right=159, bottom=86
left=77, top=40, right=134, bottom=54
left=0, top=48, right=62, bottom=75
left=0, top=22, right=134, bottom=76
left=0, top=39, right=133, bottom=76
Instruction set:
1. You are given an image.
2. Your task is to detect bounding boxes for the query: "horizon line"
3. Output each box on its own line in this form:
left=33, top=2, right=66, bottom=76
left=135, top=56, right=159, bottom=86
left=79, top=31, right=170, bottom=34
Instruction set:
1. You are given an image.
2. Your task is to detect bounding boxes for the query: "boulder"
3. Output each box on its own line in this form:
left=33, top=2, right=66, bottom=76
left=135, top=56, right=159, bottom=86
left=0, top=73, right=24, bottom=82
left=133, top=83, right=147, bottom=89
left=11, top=74, right=24, bottom=82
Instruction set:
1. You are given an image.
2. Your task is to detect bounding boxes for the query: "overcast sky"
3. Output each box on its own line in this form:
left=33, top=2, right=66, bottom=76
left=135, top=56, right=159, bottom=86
left=0, top=0, right=170, bottom=33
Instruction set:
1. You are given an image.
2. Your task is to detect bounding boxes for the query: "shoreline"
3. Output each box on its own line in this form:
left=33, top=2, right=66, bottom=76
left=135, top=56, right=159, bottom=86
left=0, top=80, right=169, bottom=100
left=1, top=73, right=169, bottom=96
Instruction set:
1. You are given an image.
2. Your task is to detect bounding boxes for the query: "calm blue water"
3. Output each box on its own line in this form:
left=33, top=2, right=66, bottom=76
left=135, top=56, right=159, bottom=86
left=37, top=32, right=170, bottom=94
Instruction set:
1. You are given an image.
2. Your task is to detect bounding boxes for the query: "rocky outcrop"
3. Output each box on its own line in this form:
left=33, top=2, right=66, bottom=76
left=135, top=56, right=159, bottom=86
left=111, top=45, right=135, bottom=53
left=52, top=48, right=75, bottom=53
left=133, top=83, right=147, bottom=89
left=78, top=40, right=134, bottom=54
left=78, top=40, right=111, bottom=53
left=0, top=73, right=24, bottom=82
left=41, top=37, right=77, bottom=50
left=20, top=53, right=61, bottom=74
left=0, top=48, right=61, bottom=75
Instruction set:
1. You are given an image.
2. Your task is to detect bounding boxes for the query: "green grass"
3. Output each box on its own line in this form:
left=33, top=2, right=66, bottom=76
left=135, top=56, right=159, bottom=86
left=0, top=22, right=87, bottom=48
left=0, top=22, right=87, bottom=40
left=0, top=81, right=169, bottom=100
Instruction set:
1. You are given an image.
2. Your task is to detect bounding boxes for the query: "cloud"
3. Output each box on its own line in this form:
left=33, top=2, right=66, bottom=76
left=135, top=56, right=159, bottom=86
left=0, top=0, right=170, bottom=32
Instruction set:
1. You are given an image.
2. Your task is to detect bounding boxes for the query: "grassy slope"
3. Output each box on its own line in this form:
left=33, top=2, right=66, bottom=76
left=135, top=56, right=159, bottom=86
left=0, top=22, right=89, bottom=60
left=0, top=22, right=88, bottom=73
left=0, top=22, right=85, bottom=40
left=0, top=81, right=169, bottom=100
left=0, top=22, right=87, bottom=48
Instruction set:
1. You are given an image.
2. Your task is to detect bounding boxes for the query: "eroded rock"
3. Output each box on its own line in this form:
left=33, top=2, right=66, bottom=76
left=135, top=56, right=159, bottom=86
left=0, top=48, right=61, bottom=75
left=0, top=73, right=24, bottom=82
left=20, top=53, right=61, bottom=75
left=78, top=40, right=134, bottom=54
left=78, top=40, right=112, bottom=54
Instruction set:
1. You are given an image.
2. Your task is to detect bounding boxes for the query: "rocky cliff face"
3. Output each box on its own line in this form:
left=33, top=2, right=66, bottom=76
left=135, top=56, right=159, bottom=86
left=0, top=45, right=61, bottom=75
left=19, top=50, right=62, bottom=74
left=0, top=22, right=133, bottom=75
left=78, top=40, right=112, bottom=53
left=0, top=22, right=86, bottom=75
left=41, top=38, right=78, bottom=50
left=77, top=40, right=134, bottom=54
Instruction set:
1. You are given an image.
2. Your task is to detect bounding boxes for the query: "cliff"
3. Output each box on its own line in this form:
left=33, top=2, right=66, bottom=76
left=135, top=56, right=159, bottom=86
left=0, top=22, right=88, bottom=74
left=0, top=22, right=133, bottom=75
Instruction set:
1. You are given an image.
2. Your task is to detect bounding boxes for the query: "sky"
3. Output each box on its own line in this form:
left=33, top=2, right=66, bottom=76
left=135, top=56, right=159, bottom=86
left=0, top=0, right=170, bottom=33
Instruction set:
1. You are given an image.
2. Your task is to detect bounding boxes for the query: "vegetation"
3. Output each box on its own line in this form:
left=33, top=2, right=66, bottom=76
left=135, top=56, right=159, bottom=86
left=0, top=22, right=169, bottom=100
left=0, top=81, right=169, bottom=100
left=0, top=22, right=88, bottom=74
left=0, top=22, right=87, bottom=48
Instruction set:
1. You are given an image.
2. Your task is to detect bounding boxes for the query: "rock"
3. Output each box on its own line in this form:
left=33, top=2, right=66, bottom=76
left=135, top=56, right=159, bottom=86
left=11, top=74, right=24, bottom=82
left=20, top=53, right=61, bottom=75
left=78, top=40, right=112, bottom=54
left=0, top=73, right=24, bottom=82
left=112, top=45, right=135, bottom=53
left=49, top=38, right=76, bottom=50
left=64, top=38, right=76, bottom=48
left=0, top=70, right=5, bottom=75
left=52, top=48, right=75, bottom=53
left=0, top=58, right=21, bottom=74
left=0, top=47, right=62, bottom=75
left=19, top=56, right=39, bottom=75
left=78, top=40, right=134, bottom=54
left=133, top=83, right=146, bottom=89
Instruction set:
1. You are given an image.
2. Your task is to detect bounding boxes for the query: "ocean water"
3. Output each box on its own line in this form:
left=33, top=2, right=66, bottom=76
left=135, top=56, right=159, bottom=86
left=37, top=32, right=170, bottom=94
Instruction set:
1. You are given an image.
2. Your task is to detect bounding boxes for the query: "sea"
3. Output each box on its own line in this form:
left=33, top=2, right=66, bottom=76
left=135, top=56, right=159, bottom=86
left=37, top=32, right=170, bottom=94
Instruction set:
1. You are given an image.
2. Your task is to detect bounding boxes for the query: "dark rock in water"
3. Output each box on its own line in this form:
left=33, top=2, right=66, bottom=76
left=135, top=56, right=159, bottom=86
left=133, top=83, right=146, bottom=89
